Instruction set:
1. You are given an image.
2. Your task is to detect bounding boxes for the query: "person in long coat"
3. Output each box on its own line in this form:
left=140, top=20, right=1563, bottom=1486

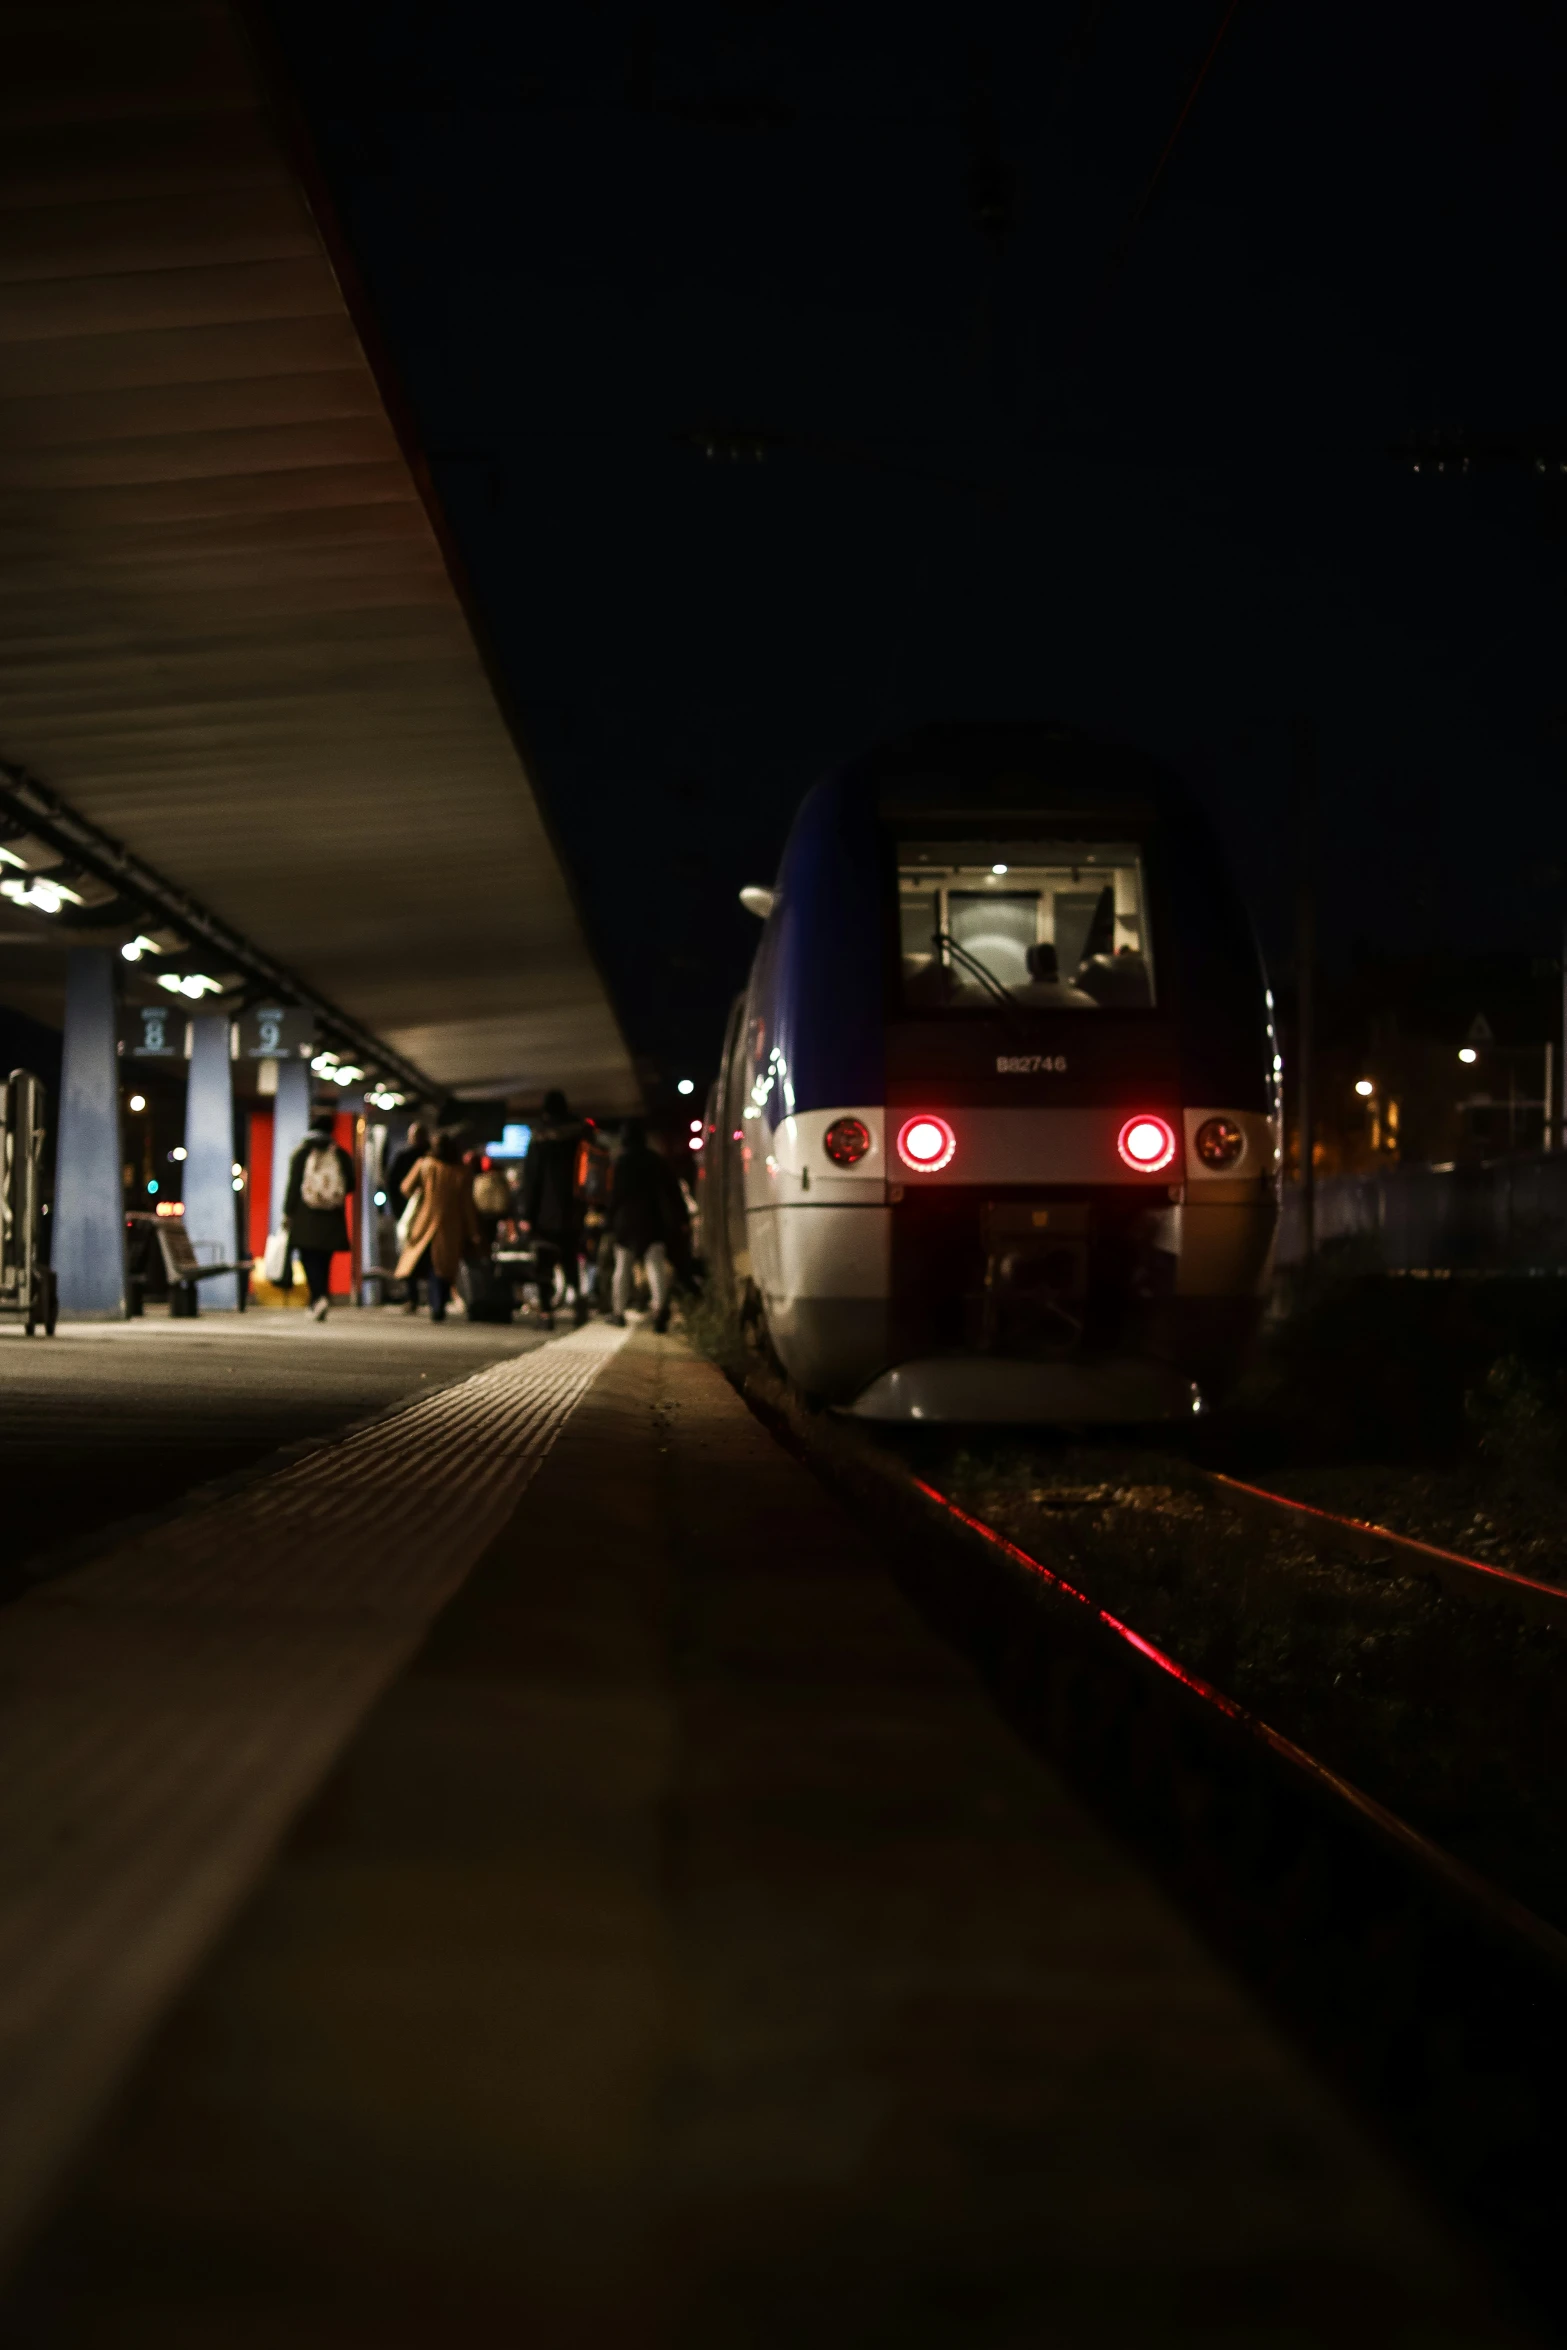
left=395, top=1128, right=481, bottom=1322
left=282, top=1107, right=356, bottom=1322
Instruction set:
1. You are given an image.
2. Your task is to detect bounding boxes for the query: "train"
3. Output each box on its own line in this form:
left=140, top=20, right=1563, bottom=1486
left=697, top=724, right=1280, bottom=1422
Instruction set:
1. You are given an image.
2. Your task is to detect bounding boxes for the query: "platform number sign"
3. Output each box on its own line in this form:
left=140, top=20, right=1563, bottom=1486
left=239, top=1004, right=314, bottom=1061
left=121, top=1003, right=187, bottom=1061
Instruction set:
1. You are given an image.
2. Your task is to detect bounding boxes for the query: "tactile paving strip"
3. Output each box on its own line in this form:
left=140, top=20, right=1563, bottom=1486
left=0, top=1319, right=628, bottom=2271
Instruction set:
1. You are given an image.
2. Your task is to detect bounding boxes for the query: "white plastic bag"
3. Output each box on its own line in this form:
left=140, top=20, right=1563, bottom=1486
left=262, top=1229, right=290, bottom=1285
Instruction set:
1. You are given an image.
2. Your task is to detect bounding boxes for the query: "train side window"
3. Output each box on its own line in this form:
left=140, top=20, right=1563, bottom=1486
left=896, top=839, right=1154, bottom=1012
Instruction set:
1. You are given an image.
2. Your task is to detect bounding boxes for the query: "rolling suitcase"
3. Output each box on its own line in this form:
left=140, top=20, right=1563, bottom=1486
left=458, top=1255, right=515, bottom=1324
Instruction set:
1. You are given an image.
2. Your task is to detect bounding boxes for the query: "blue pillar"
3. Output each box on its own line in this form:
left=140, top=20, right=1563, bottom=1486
left=269, top=1056, right=310, bottom=1236
left=184, top=1015, right=239, bottom=1310
left=55, top=947, right=126, bottom=1319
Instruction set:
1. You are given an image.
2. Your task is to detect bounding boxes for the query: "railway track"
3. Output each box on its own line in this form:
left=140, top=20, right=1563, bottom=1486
left=916, top=1468, right=1567, bottom=1962
left=714, top=1345, right=1567, bottom=2329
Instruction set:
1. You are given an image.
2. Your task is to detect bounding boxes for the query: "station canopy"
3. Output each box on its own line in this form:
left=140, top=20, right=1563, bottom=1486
left=0, top=0, right=639, bottom=1110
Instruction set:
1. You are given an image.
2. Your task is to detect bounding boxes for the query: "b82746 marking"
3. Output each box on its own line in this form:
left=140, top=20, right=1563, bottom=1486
left=996, top=1054, right=1068, bottom=1074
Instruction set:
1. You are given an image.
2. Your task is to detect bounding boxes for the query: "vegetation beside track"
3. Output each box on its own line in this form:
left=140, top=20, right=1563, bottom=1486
left=1217, top=1271, right=1567, bottom=1574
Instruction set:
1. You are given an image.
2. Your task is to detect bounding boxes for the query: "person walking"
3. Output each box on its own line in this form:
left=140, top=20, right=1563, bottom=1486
left=608, top=1120, right=687, bottom=1332
left=384, top=1120, right=430, bottom=1204
left=520, top=1089, right=587, bottom=1329
left=384, top=1121, right=431, bottom=1312
left=282, top=1107, right=356, bottom=1323
left=395, top=1128, right=481, bottom=1322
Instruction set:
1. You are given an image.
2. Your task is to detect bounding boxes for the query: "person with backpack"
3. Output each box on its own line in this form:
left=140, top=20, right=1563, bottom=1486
left=282, top=1108, right=356, bottom=1323
left=395, top=1128, right=481, bottom=1323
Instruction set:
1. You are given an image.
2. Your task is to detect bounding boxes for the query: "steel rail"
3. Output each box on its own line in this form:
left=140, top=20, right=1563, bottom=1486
left=1202, top=1470, right=1567, bottom=1630
left=0, top=756, right=437, bottom=1104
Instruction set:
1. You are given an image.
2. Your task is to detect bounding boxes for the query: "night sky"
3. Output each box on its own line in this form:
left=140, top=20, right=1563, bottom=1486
left=263, top=0, right=1567, bottom=1091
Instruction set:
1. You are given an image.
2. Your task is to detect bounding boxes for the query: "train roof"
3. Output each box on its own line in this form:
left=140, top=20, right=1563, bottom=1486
left=828, top=723, right=1197, bottom=827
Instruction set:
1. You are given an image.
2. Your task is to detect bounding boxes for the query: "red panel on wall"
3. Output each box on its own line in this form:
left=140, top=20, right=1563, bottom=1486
left=330, top=1109, right=359, bottom=1296
left=247, top=1108, right=273, bottom=1286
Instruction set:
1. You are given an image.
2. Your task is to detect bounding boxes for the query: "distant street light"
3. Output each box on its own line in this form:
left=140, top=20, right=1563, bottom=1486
left=1354, top=1079, right=1374, bottom=1097
left=1459, top=1047, right=1479, bottom=1065
left=676, top=1078, right=695, bottom=1096
left=128, top=1093, right=146, bottom=1112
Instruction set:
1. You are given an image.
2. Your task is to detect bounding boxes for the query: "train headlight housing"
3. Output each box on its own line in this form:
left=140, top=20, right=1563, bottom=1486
left=823, top=1116, right=872, bottom=1167
left=1194, top=1116, right=1246, bottom=1170
left=1116, top=1114, right=1177, bottom=1173
left=896, top=1114, right=957, bottom=1172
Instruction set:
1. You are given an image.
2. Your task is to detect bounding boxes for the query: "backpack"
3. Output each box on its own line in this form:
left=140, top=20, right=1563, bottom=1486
left=300, top=1143, right=347, bottom=1211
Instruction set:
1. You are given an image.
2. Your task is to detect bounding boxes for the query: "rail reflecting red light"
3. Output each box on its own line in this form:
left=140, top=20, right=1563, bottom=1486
left=1117, top=1113, right=1176, bottom=1172
left=912, top=1478, right=1245, bottom=1719
left=896, top=1114, right=957, bottom=1172
left=909, top=1476, right=1566, bottom=1941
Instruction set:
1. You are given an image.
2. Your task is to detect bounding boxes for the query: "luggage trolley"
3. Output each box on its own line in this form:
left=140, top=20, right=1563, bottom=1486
left=0, top=1069, right=56, bottom=1336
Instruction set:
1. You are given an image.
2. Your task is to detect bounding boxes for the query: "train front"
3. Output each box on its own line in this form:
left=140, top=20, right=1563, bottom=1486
left=732, top=730, right=1280, bottom=1421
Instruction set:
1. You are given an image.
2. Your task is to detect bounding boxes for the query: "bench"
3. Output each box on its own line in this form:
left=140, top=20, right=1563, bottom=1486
left=126, top=1216, right=252, bottom=1316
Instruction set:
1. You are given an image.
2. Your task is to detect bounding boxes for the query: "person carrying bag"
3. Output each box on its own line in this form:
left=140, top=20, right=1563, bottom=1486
left=281, top=1109, right=356, bottom=1322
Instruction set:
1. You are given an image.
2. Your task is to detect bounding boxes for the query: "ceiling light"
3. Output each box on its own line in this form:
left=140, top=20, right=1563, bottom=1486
left=1354, top=1079, right=1374, bottom=1097
left=157, top=972, right=222, bottom=1000
left=128, top=1094, right=146, bottom=1113
left=1458, top=1047, right=1478, bottom=1065
left=120, top=935, right=160, bottom=962
left=1, top=875, right=81, bottom=916
left=677, top=1078, right=695, bottom=1095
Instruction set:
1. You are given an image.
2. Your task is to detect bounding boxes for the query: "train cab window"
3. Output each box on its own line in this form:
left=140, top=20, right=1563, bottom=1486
left=897, top=840, right=1155, bottom=1011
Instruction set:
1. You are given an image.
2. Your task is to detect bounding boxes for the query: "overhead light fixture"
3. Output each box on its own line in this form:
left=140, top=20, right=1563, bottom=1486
left=1, top=875, right=82, bottom=916
left=127, top=1094, right=147, bottom=1113
left=311, top=1050, right=339, bottom=1074
left=1458, top=1046, right=1478, bottom=1065
left=1354, top=1078, right=1375, bottom=1097
left=677, top=1078, right=695, bottom=1096
left=157, top=972, right=222, bottom=1000
left=120, top=935, right=161, bottom=963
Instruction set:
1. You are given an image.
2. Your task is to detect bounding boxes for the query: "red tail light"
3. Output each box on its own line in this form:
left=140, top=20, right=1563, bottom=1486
left=896, top=1114, right=957, bottom=1172
left=1117, top=1114, right=1176, bottom=1173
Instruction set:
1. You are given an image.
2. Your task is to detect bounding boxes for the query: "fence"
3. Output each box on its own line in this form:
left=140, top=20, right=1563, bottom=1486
left=1276, top=1153, right=1567, bottom=1273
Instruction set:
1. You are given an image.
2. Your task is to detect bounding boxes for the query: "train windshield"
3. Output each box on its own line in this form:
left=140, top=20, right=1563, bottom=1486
left=897, top=839, right=1155, bottom=1012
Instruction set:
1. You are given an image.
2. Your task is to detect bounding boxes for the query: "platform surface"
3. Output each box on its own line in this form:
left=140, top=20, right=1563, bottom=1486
left=0, top=1329, right=1540, bottom=2345
left=0, top=1307, right=545, bottom=1596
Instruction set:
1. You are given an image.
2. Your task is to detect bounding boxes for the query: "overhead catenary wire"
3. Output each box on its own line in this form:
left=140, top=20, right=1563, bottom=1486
left=1068, top=0, right=1248, bottom=365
